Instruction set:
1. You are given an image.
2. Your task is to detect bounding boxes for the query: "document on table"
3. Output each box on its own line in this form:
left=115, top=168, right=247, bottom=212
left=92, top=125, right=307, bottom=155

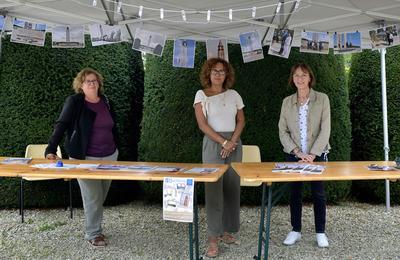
left=272, top=163, right=325, bottom=174
left=152, top=166, right=184, bottom=172
left=163, top=177, right=194, bottom=223
left=94, top=164, right=156, bottom=172
left=184, top=167, right=218, bottom=174
left=2, top=157, right=32, bottom=164
left=367, top=164, right=398, bottom=171
left=31, top=163, right=76, bottom=169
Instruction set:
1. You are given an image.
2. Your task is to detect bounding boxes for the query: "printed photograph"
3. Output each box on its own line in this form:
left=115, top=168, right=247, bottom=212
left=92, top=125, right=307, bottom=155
left=172, top=39, right=196, bottom=68
left=239, top=31, right=264, bottom=63
left=11, top=18, right=46, bottom=46
left=369, top=25, right=399, bottom=49
left=206, top=38, right=229, bottom=61
left=52, top=25, right=85, bottom=48
left=89, top=24, right=122, bottom=46
left=0, top=15, right=5, bottom=31
left=132, top=28, right=166, bottom=56
left=333, top=31, right=361, bottom=54
left=300, top=31, right=330, bottom=54
left=268, top=28, right=294, bottom=59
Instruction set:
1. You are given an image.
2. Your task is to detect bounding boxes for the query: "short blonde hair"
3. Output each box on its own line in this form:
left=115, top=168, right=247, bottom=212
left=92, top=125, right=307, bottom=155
left=199, top=58, right=235, bottom=89
left=72, top=68, right=104, bottom=95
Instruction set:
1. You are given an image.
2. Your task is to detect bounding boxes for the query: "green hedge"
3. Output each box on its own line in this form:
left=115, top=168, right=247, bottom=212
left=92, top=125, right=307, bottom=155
left=349, top=48, right=400, bottom=203
left=139, top=41, right=351, bottom=204
left=0, top=34, right=144, bottom=207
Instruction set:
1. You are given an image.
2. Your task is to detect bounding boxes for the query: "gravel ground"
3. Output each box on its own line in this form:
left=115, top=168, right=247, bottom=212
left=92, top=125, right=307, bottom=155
left=0, top=201, right=399, bottom=259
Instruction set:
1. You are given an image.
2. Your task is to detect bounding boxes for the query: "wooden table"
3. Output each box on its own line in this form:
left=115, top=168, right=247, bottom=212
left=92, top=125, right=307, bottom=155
left=231, top=161, right=400, bottom=260
left=0, top=158, right=229, bottom=260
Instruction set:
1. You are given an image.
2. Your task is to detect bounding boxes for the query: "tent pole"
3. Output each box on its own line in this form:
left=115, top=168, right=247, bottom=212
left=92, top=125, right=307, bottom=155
left=379, top=48, right=390, bottom=212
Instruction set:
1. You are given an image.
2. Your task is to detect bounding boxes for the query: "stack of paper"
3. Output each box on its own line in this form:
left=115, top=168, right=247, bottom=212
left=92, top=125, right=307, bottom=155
left=272, top=163, right=325, bottom=174
left=2, top=157, right=32, bottom=164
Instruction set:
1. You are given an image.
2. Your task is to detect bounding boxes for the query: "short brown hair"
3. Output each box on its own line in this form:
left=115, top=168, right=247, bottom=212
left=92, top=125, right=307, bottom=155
left=288, top=63, right=316, bottom=89
left=199, top=58, right=235, bottom=89
left=72, top=68, right=104, bottom=95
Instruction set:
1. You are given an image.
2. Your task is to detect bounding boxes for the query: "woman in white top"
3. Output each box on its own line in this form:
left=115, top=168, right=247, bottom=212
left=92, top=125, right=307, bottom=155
left=194, top=58, right=245, bottom=258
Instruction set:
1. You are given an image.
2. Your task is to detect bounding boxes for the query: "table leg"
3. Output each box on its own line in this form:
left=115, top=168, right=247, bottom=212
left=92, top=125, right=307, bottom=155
left=194, top=188, right=200, bottom=260
left=263, top=184, right=273, bottom=260
left=189, top=183, right=201, bottom=260
left=256, top=183, right=267, bottom=259
left=189, top=222, right=194, bottom=260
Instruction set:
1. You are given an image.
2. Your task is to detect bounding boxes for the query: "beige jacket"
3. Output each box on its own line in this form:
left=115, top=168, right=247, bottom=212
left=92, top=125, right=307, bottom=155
left=278, top=88, right=331, bottom=156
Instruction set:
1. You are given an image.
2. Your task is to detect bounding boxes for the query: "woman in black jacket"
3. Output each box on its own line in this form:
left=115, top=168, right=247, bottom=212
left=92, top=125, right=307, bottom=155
left=45, top=68, right=118, bottom=248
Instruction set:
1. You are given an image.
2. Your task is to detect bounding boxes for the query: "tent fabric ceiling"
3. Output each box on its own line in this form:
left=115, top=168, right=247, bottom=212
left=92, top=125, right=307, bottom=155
left=1, top=0, right=400, bottom=48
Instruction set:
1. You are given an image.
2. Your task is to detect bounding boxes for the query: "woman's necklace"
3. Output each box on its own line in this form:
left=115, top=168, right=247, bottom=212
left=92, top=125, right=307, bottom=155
left=298, top=92, right=309, bottom=106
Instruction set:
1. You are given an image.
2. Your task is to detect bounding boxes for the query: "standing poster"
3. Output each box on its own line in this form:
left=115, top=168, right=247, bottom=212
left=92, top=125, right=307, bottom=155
left=300, top=31, right=330, bottom=54
left=89, top=24, right=122, bottom=46
left=206, top=38, right=229, bottom=61
left=173, top=39, right=196, bottom=68
left=11, top=18, right=46, bottom=46
left=163, top=177, right=194, bottom=222
left=268, top=28, right=294, bottom=59
left=52, top=25, right=85, bottom=48
left=239, top=31, right=264, bottom=63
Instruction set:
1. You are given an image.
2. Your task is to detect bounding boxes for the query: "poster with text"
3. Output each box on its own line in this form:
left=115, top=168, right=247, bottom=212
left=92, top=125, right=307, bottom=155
left=163, top=177, right=194, bottom=222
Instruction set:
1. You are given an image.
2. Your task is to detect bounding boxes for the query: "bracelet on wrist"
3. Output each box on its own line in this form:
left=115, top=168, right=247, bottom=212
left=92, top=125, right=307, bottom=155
left=222, top=139, right=228, bottom=148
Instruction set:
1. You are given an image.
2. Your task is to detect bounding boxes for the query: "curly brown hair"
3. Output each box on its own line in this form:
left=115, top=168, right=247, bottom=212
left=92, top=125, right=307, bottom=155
left=288, top=63, right=316, bottom=89
left=72, top=68, right=104, bottom=95
left=199, top=58, right=235, bottom=89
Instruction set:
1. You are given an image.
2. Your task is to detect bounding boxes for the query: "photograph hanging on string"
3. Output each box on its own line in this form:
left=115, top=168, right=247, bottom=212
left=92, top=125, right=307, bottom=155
left=10, top=18, right=46, bottom=47
left=206, top=38, right=229, bottom=61
left=172, top=39, right=196, bottom=68
left=369, top=25, right=399, bottom=49
left=332, top=31, right=361, bottom=54
left=52, top=25, right=85, bottom=48
left=239, top=31, right=264, bottom=63
left=89, top=24, right=122, bottom=46
left=132, top=28, right=166, bottom=56
left=300, top=31, right=330, bottom=54
left=0, top=15, right=5, bottom=31
left=268, top=28, right=294, bottom=59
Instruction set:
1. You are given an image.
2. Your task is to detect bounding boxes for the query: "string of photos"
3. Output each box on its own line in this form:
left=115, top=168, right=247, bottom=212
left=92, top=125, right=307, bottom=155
left=0, top=9, right=398, bottom=68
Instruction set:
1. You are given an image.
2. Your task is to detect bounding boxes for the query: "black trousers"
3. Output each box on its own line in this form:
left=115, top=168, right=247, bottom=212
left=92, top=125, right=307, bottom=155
left=285, top=153, right=327, bottom=233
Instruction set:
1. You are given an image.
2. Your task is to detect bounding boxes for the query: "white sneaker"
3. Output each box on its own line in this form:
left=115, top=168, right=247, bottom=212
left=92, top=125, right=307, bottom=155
left=316, top=233, right=329, bottom=248
left=283, top=231, right=301, bottom=246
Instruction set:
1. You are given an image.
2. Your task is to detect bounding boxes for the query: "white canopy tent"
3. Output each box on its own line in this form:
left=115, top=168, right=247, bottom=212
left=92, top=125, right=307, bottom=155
left=0, top=0, right=397, bottom=210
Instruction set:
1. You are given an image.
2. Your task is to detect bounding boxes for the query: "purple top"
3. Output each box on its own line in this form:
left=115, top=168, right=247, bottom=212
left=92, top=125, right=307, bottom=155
left=85, top=99, right=116, bottom=157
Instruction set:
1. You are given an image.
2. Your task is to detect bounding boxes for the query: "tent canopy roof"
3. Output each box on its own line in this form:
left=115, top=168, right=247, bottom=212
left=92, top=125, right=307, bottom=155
left=2, top=0, right=400, bottom=48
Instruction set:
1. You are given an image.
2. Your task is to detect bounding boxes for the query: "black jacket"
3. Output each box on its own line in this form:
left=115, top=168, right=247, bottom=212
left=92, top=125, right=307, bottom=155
left=45, top=93, right=118, bottom=160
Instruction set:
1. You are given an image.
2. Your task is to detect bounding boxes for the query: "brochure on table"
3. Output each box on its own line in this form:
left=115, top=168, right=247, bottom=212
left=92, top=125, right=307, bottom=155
left=2, top=157, right=32, bottom=164
left=272, top=163, right=325, bottom=174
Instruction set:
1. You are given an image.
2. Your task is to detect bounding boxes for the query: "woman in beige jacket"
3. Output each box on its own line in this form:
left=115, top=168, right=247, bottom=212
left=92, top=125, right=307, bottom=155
left=278, top=63, right=331, bottom=248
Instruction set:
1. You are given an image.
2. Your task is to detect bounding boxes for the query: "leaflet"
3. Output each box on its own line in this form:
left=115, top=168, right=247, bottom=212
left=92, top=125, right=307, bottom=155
left=184, top=167, right=218, bottom=174
left=2, top=157, right=32, bottom=164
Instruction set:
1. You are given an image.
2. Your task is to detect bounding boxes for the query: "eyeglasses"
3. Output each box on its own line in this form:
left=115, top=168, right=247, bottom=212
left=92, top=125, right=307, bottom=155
left=293, top=73, right=309, bottom=78
left=84, top=79, right=98, bottom=85
left=211, top=69, right=226, bottom=76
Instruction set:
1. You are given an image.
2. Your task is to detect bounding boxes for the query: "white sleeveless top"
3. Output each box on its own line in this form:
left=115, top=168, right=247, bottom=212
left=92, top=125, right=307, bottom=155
left=193, top=89, right=244, bottom=132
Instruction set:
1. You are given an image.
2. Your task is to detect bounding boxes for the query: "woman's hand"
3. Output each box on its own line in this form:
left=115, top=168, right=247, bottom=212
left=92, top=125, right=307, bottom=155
left=46, top=153, right=60, bottom=160
left=298, top=153, right=316, bottom=162
left=222, top=140, right=237, bottom=152
left=220, top=148, right=231, bottom=159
